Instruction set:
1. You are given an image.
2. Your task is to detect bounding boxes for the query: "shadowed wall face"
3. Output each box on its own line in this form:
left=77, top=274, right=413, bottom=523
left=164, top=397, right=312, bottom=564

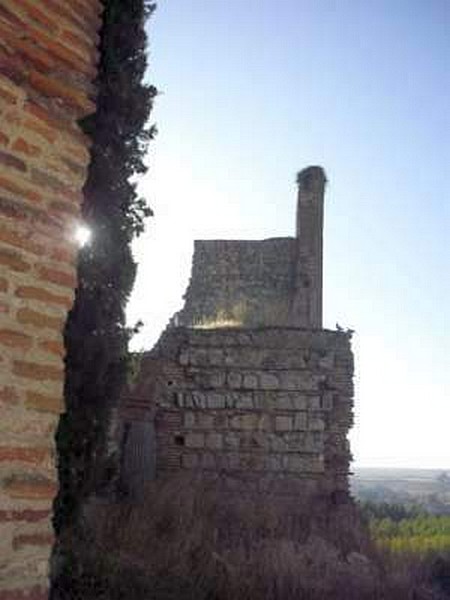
left=121, top=327, right=354, bottom=502
left=0, top=1, right=101, bottom=596
left=293, top=166, right=326, bottom=329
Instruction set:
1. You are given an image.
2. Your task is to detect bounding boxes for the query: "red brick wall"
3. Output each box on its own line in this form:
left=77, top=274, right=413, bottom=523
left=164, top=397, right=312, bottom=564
left=0, top=0, right=102, bottom=596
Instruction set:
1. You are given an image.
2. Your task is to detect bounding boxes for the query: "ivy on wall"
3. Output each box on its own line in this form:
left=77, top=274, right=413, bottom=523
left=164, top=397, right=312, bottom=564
left=53, top=0, right=156, bottom=538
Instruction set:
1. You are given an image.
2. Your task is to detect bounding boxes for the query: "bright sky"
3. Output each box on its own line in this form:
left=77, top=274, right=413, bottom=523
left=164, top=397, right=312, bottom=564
left=127, top=1, right=450, bottom=470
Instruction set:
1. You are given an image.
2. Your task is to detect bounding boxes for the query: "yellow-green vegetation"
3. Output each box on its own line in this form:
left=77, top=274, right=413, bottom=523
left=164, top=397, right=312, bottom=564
left=360, top=501, right=450, bottom=556
left=371, top=515, right=450, bottom=554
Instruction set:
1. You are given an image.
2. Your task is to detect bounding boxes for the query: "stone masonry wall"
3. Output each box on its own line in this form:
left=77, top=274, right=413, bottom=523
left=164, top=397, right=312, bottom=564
left=123, top=327, right=353, bottom=501
left=175, top=238, right=297, bottom=328
left=0, top=1, right=101, bottom=597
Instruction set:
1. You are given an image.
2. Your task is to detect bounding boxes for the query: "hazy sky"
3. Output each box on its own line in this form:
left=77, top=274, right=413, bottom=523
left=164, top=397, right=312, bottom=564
left=127, top=1, right=450, bottom=469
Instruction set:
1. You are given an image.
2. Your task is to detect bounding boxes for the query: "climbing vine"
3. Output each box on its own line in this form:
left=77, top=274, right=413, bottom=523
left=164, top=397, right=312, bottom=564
left=53, top=0, right=156, bottom=537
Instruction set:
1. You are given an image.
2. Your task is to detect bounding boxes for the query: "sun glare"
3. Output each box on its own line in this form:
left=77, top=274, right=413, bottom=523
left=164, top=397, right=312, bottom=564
left=74, top=224, right=92, bottom=247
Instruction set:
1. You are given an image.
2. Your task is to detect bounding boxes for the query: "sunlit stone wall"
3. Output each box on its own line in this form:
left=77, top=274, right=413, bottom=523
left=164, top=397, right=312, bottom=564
left=175, top=238, right=297, bottom=329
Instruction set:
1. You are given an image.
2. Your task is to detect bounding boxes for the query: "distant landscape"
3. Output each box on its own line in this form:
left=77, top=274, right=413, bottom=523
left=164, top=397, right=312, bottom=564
left=352, top=468, right=450, bottom=513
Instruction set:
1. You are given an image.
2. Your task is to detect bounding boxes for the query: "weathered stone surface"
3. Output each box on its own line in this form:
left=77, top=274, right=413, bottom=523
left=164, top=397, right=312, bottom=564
left=121, top=326, right=354, bottom=502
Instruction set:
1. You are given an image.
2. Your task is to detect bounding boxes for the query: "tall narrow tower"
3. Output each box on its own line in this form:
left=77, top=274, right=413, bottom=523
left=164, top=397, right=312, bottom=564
left=291, top=166, right=327, bottom=328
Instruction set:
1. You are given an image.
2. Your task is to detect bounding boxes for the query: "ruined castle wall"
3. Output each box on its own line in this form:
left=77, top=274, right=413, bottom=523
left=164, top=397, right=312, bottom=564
left=133, top=327, right=353, bottom=500
left=0, top=1, right=101, bottom=596
left=176, top=239, right=297, bottom=328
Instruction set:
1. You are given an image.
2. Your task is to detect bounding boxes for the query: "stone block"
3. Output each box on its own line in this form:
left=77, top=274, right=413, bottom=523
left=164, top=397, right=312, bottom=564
left=179, top=350, right=189, bottom=366
left=308, top=396, right=321, bottom=410
left=242, top=373, right=258, bottom=389
left=293, top=412, right=307, bottom=431
left=224, top=433, right=240, bottom=449
left=322, top=391, right=334, bottom=410
left=227, top=452, right=240, bottom=469
left=183, top=412, right=196, bottom=428
left=197, top=414, right=214, bottom=429
left=205, top=433, right=223, bottom=450
left=191, top=392, right=207, bottom=409
left=185, top=433, right=204, bottom=449
left=257, top=414, right=272, bottom=431
left=182, top=454, right=198, bottom=469
left=235, top=394, right=253, bottom=409
left=275, top=415, right=292, bottom=432
left=259, top=372, right=279, bottom=390
left=209, top=371, right=226, bottom=387
left=270, top=434, right=288, bottom=452
left=201, top=453, right=216, bottom=469
left=308, top=416, right=325, bottom=431
left=292, top=395, right=308, bottom=410
left=240, top=414, right=259, bottom=430
left=318, top=353, right=335, bottom=369
left=206, top=393, right=226, bottom=409
left=227, top=371, right=242, bottom=389
left=277, top=394, right=293, bottom=410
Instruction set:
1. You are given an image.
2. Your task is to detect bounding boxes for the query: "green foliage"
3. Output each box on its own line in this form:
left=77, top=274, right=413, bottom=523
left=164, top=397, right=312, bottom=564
left=371, top=514, right=450, bottom=555
left=53, top=0, right=156, bottom=536
left=361, top=501, right=450, bottom=557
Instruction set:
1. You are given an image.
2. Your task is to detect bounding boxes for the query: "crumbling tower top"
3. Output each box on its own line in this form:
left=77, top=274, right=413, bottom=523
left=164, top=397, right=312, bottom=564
left=292, top=165, right=327, bottom=329
left=174, top=167, right=327, bottom=330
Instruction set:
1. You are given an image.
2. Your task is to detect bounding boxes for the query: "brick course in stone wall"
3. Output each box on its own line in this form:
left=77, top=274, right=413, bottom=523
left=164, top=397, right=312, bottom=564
left=0, top=0, right=101, bottom=595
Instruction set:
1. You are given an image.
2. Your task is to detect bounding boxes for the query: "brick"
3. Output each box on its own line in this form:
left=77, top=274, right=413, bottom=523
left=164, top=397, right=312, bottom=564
left=29, top=69, right=95, bottom=113
left=0, top=130, right=9, bottom=146
left=38, top=0, right=92, bottom=36
left=31, top=167, right=69, bottom=194
left=13, top=359, right=62, bottom=381
left=38, top=265, right=76, bottom=288
left=13, top=532, right=54, bottom=551
left=16, top=285, right=72, bottom=309
left=0, top=509, right=50, bottom=523
left=0, top=300, right=10, bottom=314
left=50, top=199, right=79, bottom=216
left=25, top=390, right=63, bottom=414
left=11, top=137, right=41, bottom=158
left=49, top=245, right=77, bottom=265
left=0, top=85, right=18, bottom=105
left=0, top=226, right=45, bottom=256
left=62, top=28, right=97, bottom=61
left=0, top=173, right=42, bottom=203
left=39, top=339, right=64, bottom=357
left=0, top=276, right=7, bottom=292
left=24, top=116, right=58, bottom=144
left=0, top=149, right=26, bottom=172
left=0, top=386, right=19, bottom=405
left=0, top=329, right=33, bottom=349
left=3, top=476, right=57, bottom=500
left=0, top=587, right=48, bottom=600
left=0, top=446, right=50, bottom=465
left=0, top=248, right=31, bottom=272
left=24, top=100, right=71, bottom=133
left=17, top=307, right=63, bottom=330
left=0, top=20, right=55, bottom=74
left=18, top=0, right=60, bottom=34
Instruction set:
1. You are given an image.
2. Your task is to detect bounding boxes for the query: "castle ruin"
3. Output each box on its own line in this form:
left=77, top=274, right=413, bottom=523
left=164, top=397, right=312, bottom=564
left=120, top=167, right=354, bottom=506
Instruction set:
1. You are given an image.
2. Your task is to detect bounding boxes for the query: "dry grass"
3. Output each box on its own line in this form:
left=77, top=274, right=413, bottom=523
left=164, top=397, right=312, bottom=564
left=54, top=475, right=449, bottom=600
